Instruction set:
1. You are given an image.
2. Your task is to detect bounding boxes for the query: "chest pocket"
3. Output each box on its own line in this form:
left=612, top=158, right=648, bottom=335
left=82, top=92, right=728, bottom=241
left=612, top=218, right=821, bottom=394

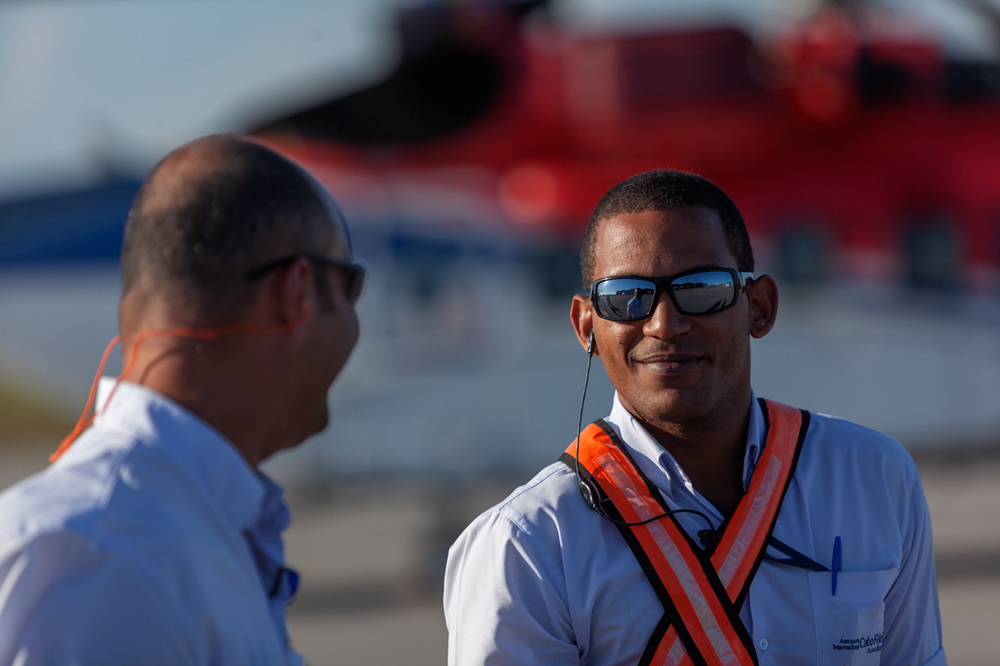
left=809, top=567, right=897, bottom=665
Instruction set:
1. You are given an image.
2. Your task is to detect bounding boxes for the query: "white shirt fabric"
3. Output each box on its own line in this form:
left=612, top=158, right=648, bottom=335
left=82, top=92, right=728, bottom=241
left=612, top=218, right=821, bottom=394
left=444, top=391, right=947, bottom=665
left=0, top=380, right=304, bottom=666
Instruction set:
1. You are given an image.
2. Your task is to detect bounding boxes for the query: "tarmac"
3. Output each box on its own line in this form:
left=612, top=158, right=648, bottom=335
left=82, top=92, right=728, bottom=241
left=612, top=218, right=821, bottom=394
left=1, top=444, right=998, bottom=665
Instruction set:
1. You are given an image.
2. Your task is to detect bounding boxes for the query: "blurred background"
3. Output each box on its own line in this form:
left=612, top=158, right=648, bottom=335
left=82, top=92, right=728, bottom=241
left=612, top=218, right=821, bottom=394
left=2, top=0, right=999, bottom=663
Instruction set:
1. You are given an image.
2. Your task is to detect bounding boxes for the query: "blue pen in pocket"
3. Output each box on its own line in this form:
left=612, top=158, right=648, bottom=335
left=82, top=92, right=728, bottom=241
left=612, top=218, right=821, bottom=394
left=831, top=536, right=842, bottom=596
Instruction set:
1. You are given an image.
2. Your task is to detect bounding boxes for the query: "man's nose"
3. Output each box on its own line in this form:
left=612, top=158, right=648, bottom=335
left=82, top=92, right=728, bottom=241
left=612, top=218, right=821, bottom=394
left=642, top=290, right=691, bottom=338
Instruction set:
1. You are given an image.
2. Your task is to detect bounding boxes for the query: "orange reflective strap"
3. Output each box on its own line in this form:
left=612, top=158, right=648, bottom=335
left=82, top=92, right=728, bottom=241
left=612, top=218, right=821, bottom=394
left=651, top=401, right=808, bottom=663
left=565, top=400, right=809, bottom=666
left=713, top=401, right=804, bottom=598
left=578, top=434, right=753, bottom=665
left=649, top=628, right=689, bottom=666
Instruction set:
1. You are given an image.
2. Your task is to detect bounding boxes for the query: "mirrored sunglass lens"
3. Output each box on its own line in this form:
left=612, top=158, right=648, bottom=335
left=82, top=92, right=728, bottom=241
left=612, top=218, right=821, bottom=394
left=671, top=271, right=736, bottom=314
left=595, top=278, right=656, bottom=320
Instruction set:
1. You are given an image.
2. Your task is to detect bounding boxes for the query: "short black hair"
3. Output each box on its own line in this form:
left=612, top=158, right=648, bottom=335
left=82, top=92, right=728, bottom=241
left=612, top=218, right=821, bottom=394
left=580, top=170, right=754, bottom=287
left=121, top=137, right=332, bottom=314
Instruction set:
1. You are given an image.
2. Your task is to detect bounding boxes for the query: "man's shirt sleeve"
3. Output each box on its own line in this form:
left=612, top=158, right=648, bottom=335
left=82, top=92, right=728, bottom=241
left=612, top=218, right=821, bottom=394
left=881, top=457, right=948, bottom=666
left=444, top=510, right=579, bottom=665
left=0, top=531, right=196, bottom=665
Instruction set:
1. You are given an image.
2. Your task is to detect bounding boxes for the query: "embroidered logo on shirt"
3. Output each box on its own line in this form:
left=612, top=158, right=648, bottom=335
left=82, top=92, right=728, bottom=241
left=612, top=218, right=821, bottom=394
left=832, top=632, right=884, bottom=654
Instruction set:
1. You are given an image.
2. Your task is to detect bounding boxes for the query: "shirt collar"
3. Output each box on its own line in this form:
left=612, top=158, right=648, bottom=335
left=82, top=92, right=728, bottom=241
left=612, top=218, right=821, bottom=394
left=92, top=377, right=272, bottom=532
left=605, top=389, right=766, bottom=500
left=743, top=388, right=765, bottom=488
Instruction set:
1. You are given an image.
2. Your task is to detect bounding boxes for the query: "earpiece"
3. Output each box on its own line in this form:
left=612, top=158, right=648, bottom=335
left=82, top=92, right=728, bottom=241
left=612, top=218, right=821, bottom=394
left=578, top=476, right=604, bottom=515
left=587, top=331, right=596, bottom=356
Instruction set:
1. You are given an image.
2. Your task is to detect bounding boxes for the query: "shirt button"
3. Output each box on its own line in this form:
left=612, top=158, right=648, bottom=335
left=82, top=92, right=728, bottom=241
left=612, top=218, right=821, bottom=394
left=759, top=638, right=768, bottom=651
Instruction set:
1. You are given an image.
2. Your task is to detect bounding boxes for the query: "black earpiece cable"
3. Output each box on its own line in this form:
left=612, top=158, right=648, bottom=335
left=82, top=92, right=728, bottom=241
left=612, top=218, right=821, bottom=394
left=573, top=333, right=717, bottom=536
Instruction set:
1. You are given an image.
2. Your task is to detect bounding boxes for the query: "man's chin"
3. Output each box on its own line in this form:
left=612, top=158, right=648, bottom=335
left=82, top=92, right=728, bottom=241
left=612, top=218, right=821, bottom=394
left=311, top=408, right=331, bottom=440
left=632, top=392, right=710, bottom=427
left=288, top=408, right=330, bottom=451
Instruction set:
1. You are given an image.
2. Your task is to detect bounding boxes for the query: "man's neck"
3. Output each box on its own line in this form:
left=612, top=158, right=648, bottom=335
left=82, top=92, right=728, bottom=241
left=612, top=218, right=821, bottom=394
left=644, top=414, right=750, bottom=515
left=126, top=344, right=281, bottom=469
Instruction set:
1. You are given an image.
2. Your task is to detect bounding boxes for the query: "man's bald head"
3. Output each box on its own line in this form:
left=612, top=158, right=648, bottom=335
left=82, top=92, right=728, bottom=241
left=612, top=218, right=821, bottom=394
left=121, top=135, right=342, bottom=320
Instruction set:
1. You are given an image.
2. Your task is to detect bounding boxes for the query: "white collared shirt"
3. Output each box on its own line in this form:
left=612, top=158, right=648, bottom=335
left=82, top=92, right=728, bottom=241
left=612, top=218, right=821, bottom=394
left=444, top=391, right=947, bottom=665
left=0, top=380, right=303, bottom=665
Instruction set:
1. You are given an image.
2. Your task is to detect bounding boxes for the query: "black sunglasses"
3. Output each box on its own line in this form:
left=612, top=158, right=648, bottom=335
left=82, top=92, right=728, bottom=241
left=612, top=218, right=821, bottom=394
left=246, top=254, right=366, bottom=304
left=589, top=267, right=754, bottom=321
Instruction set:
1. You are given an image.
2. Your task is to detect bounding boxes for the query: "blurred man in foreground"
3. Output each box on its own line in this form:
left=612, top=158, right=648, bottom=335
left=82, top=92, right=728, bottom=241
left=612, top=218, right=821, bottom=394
left=444, top=170, right=945, bottom=664
left=0, top=135, right=364, bottom=665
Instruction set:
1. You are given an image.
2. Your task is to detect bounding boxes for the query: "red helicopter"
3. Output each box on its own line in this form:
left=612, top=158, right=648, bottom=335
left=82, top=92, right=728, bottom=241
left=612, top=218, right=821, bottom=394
left=250, top=0, right=1000, bottom=295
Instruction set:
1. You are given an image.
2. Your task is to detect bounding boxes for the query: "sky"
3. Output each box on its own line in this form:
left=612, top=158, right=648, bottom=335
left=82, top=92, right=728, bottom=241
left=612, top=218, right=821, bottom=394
left=0, top=0, right=398, bottom=198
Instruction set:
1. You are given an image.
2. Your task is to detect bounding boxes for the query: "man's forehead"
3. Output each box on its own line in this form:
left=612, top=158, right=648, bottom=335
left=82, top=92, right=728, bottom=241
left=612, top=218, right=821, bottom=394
left=593, top=207, right=732, bottom=272
left=596, top=207, right=725, bottom=245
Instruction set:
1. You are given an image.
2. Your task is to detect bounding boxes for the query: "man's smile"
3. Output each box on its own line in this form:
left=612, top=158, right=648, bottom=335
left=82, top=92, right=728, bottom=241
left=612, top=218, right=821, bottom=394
left=632, top=351, right=707, bottom=375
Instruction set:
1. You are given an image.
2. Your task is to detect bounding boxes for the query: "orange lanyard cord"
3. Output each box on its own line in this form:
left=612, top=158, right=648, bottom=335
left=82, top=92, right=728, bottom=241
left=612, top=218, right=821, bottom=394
left=50, top=335, right=122, bottom=462
left=49, top=314, right=305, bottom=463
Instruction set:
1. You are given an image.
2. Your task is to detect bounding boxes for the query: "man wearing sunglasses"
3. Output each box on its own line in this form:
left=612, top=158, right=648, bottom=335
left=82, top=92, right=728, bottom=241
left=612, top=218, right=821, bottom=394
left=445, top=170, right=945, bottom=665
left=0, top=136, right=364, bottom=665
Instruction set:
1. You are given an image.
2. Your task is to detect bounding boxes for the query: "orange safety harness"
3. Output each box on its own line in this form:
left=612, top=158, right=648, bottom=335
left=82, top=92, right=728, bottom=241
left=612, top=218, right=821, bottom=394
left=561, top=399, right=809, bottom=666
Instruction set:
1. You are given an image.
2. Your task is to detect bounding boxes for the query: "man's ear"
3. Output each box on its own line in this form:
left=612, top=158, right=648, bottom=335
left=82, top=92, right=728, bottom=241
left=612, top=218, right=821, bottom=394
left=571, top=294, right=596, bottom=355
left=275, top=257, right=313, bottom=329
left=746, top=274, right=779, bottom=339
